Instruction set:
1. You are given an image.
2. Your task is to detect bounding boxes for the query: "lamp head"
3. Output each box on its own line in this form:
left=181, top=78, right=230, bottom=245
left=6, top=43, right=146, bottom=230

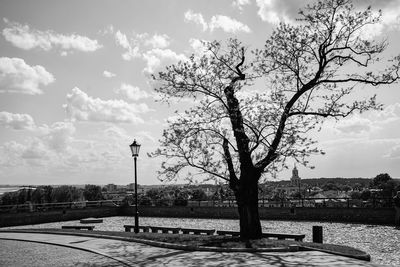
left=129, top=139, right=141, bottom=157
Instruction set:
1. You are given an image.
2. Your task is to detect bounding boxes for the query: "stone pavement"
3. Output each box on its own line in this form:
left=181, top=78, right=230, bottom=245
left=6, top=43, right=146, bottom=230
left=0, top=232, right=391, bottom=267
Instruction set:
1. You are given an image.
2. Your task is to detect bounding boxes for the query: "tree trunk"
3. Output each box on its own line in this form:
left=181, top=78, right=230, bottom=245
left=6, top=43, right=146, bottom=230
left=235, top=178, right=262, bottom=240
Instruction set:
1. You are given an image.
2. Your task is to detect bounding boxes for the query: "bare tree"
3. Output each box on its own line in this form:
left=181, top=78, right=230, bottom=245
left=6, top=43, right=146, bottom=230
left=151, top=0, right=399, bottom=239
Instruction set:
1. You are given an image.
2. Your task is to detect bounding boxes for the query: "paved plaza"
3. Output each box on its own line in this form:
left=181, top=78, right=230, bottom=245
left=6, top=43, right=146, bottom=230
left=0, top=232, right=391, bottom=266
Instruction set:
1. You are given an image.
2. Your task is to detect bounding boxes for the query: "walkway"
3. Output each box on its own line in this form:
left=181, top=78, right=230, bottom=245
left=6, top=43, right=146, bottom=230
left=0, top=232, right=390, bottom=266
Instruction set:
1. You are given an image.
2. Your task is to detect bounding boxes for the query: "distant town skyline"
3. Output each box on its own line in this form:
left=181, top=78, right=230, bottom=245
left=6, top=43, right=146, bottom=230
left=0, top=0, right=400, bottom=185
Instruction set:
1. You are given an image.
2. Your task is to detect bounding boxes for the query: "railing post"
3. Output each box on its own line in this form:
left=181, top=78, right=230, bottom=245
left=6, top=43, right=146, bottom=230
left=312, top=226, right=323, bottom=243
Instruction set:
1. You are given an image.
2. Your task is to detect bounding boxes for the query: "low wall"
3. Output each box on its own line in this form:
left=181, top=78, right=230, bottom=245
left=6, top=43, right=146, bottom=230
left=122, top=206, right=396, bottom=225
left=1, top=205, right=396, bottom=227
left=0, top=207, right=120, bottom=228
left=280, top=207, right=395, bottom=225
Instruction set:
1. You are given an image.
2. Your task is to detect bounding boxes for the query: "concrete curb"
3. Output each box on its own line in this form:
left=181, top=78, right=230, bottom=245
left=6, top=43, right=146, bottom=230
left=300, top=245, right=371, bottom=262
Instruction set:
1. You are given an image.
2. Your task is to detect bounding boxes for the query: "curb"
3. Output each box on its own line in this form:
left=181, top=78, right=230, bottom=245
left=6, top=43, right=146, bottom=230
left=300, top=245, right=371, bottom=262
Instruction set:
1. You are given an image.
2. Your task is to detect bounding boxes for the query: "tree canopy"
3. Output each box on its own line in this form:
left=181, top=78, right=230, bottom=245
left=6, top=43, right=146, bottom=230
left=371, top=173, right=392, bottom=188
left=83, top=184, right=104, bottom=201
left=152, top=0, right=399, bottom=184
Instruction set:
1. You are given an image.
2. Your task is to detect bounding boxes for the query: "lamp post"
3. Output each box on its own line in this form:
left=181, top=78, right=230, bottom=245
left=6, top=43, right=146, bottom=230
left=129, top=139, right=141, bottom=233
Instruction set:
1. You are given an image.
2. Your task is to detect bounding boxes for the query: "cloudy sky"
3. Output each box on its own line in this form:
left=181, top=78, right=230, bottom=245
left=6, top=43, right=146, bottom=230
left=0, top=0, right=399, bottom=186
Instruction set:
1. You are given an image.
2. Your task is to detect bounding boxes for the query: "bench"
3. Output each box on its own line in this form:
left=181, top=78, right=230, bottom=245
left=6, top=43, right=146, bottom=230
left=148, top=226, right=180, bottom=234
left=216, top=230, right=304, bottom=241
left=262, top=233, right=305, bottom=241
left=123, top=225, right=150, bottom=232
left=61, top=225, right=94, bottom=230
left=80, top=218, right=103, bottom=224
left=216, top=230, right=240, bottom=237
left=180, top=228, right=215, bottom=235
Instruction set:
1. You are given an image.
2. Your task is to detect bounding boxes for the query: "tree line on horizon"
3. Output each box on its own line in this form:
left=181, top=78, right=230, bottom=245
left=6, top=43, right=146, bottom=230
left=1, top=173, right=398, bottom=207
left=0, top=184, right=103, bottom=206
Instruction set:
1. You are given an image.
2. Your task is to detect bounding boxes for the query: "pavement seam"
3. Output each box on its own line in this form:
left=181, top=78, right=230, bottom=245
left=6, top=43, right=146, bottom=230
left=0, top=236, right=135, bottom=267
left=69, top=238, right=93, bottom=244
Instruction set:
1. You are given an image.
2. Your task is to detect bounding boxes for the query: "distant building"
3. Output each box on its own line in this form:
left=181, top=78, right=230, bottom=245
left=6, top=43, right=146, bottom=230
left=105, top=184, right=117, bottom=192
left=127, top=183, right=135, bottom=190
left=291, top=165, right=301, bottom=187
left=275, top=165, right=307, bottom=197
left=126, top=183, right=146, bottom=195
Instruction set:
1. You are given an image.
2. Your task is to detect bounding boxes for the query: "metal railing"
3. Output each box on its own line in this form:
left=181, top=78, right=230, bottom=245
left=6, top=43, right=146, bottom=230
left=0, top=200, right=122, bottom=213
left=185, top=197, right=395, bottom=208
left=0, top=197, right=395, bottom=213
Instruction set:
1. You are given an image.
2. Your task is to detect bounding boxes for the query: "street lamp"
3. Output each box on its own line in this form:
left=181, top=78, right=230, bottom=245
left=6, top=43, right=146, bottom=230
left=129, top=139, right=141, bottom=233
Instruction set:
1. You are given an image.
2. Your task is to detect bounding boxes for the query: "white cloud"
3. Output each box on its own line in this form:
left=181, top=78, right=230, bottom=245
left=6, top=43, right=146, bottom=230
left=104, top=125, right=130, bottom=140
left=209, top=15, right=251, bottom=33
left=103, top=70, right=116, bottom=78
left=114, top=30, right=172, bottom=61
left=99, top=25, right=115, bottom=35
left=377, top=102, right=400, bottom=120
left=64, top=87, right=150, bottom=123
left=0, top=111, right=75, bottom=155
left=189, top=38, right=206, bottom=51
left=184, top=10, right=208, bottom=31
left=189, top=38, right=210, bottom=57
left=39, top=122, right=76, bottom=153
left=145, top=34, right=170, bottom=49
left=335, top=116, right=372, bottom=135
left=355, top=1, right=400, bottom=36
left=233, top=0, right=251, bottom=11
left=0, top=141, right=25, bottom=167
left=142, top=48, right=187, bottom=74
left=385, top=145, right=400, bottom=159
left=115, top=83, right=151, bottom=101
left=0, top=111, right=35, bottom=130
left=255, top=0, right=304, bottom=24
left=380, top=7, right=400, bottom=31
left=0, top=118, right=156, bottom=178
left=112, top=29, right=184, bottom=74
left=115, top=30, right=141, bottom=61
left=104, top=125, right=157, bottom=145
left=21, top=140, right=49, bottom=159
left=321, top=103, right=400, bottom=146
left=0, top=57, right=55, bottom=95
left=0, top=111, right=75, bottom=153
left=2, top=18, right=102, bottom=54
left=0, top=120, right=76, bottom=168
left=380, top=1, right=400, bottom=28
left=254, top=0, right=400, bottom=36
left=115, top=30, right=130, bottom=48
left=184, top=10, right=251, bottom=33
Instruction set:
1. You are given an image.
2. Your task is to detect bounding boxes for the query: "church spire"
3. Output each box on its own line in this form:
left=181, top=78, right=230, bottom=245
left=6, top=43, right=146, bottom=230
left=291, top=163, right=300, bottom=185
